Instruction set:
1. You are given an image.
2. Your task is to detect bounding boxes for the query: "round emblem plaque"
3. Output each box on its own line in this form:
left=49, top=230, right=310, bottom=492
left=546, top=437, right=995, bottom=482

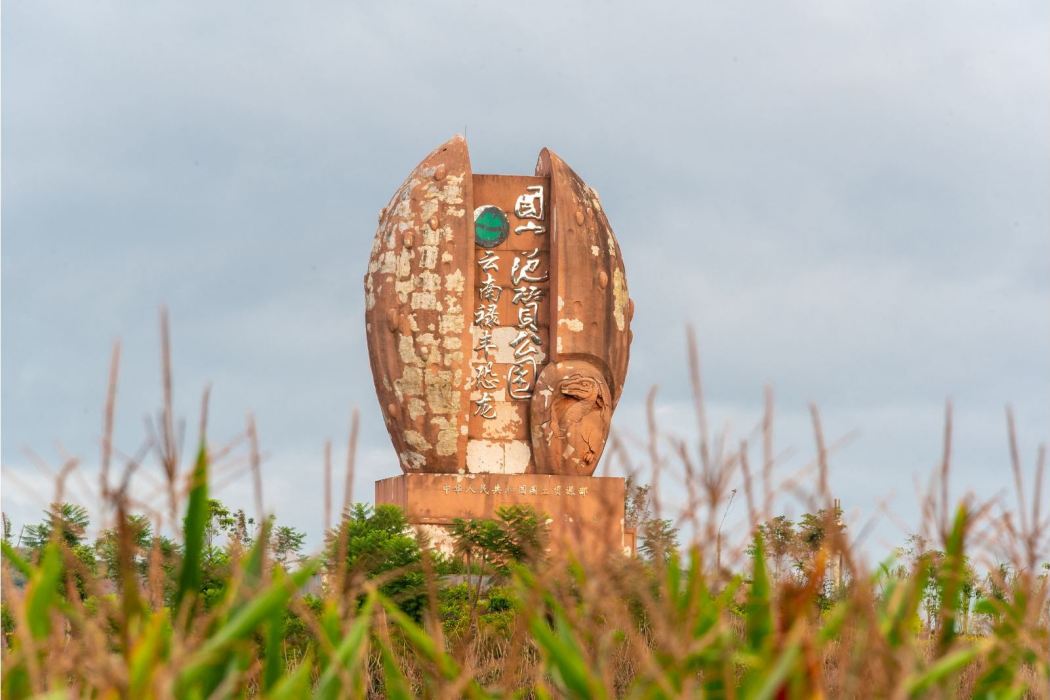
left=473, top=205, right=509, bottom=248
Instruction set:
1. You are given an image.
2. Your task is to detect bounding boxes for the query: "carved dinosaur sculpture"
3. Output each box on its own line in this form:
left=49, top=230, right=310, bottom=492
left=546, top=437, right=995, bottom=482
left=531, top=361, right=612, bottom=476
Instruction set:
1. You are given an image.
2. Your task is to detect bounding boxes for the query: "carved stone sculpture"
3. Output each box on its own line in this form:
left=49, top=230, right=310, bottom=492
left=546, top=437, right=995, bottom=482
left=531, top=361, right=612, bottom=476
left=365, top=135, right=633, bottom=477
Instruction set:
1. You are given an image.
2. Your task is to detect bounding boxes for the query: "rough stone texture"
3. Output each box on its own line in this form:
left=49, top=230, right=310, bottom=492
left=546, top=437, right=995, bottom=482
left=375, top=473, right=631, bottom=558
left=527, top=148, right=633, bottom=476
left=536, top=148, right=632, bottom=408
left=531, top=361, right=612, bottom=476
left=366, top=137, right=633, bottom=477
left=365, top=136, right=473, bottom=473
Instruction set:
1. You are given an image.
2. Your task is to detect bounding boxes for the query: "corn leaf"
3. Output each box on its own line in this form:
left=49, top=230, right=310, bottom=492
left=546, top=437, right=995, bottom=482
left=175, top=441, right=209, bottom=614
left=379, top=637, right=414, bottom=700
left=904, top=643, right=983, bottom=696
left=315, top=594, right=376, bottom=700
left=266, top=653, right=315, bottom=700
left=745, top=531, right=773, bottom=653
left=528, top=597, right=608, bottom=700
left=26, top=544, right=63, bottom=640
left=2, top=540, right=33, bottom=579
left=128, top=609, right=172, bottom=697
left=177, top=558, right=320, bottom=689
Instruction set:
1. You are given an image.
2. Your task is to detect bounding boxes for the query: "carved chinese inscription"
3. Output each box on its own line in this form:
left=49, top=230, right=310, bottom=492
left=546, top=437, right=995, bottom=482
left=466, top=175, right=550, bottom=474
left=437, top=477, right=589, bottom=497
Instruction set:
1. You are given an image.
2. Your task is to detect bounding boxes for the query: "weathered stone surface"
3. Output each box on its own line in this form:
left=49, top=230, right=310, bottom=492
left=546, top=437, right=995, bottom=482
left=536, top=148, right=631, bottom=408
left=375, top=473, right=631, bottom=558
left=531, top=360, right=612, bottom=476
left=364, top=136, right=473, bottom=473
left=366, top=136, right=632, bottom=476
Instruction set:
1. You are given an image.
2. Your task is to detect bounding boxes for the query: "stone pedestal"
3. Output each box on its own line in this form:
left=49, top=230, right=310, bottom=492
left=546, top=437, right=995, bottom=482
left=375, top=473, right=632, bottom=559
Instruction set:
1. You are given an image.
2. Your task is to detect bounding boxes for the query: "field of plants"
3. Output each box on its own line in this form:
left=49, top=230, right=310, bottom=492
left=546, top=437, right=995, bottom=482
left=2, top=329, right=1048, bottom=698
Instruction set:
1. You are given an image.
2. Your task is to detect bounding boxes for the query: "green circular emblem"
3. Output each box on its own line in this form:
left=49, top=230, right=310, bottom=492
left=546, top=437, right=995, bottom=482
left=473, top=205, right=509, bottom=248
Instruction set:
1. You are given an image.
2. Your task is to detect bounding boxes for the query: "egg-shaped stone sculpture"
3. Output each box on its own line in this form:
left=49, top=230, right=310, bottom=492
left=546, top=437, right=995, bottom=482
left=364, top=135, right=632, bottom=476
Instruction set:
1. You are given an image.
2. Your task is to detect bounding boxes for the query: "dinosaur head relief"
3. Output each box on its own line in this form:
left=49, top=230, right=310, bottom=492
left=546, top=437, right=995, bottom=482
left=559, top=374, right=602, bottom=403
left=530, top=361, right=613, bottom=476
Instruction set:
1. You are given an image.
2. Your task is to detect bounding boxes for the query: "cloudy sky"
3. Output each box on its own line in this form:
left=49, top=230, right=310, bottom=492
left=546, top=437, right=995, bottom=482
left=3, top=1, right=1048, bottom=556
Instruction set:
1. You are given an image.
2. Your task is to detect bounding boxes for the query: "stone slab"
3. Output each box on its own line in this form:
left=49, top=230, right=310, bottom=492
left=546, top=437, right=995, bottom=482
left=375, top=473, right=632, bottom=558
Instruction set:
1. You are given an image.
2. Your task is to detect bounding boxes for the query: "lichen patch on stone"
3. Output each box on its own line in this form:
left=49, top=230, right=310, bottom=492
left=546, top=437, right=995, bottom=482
left=558, top=317, right=584, bottom=332
left=404, top=430, right=431, bottom=452
left=411, top=291, right=437, bottom=311
left=430, top=416, right=459, bottom=456
left=612, top=268, right=628, bottom=332
left=401, top=451, right=426, bottom=470
left=407, top=397, right=426, bottom=420
left=444, top=269, right=465, bottom=293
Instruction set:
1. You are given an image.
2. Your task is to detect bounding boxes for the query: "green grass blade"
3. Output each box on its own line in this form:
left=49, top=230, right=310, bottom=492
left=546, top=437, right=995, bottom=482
left=26, top=544, right=63, bottom=640
left=1, top=540, right=33, bottom=579
left=936, top=505, right=968, bottom=653
left=266, top=653, right=315, bottom=700
left=177, top=558, right=320, bottom=689
left=314, top=595, right=376, bottom=700
left=176, top=441, right=209, bottom=613
left=378, top=595, right=453, bottom=678
left=749, top=642, right=802, bottom=700
left=745, top=531, right=773, bottom=653
left=904, top=642, right=984, bottom=696
left=379, top=638, right=414, bottom=700
left=128, top=609, right=173, bottom=697
left=262, top=569, right=287, bottom=693
left=528, top=599, right=608, bottom=700
left=377, top=593, right=495, bottom=699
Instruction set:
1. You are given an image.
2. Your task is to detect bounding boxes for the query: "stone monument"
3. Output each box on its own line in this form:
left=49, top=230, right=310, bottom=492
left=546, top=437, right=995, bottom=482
left=366, top=135, right=635, bottom=557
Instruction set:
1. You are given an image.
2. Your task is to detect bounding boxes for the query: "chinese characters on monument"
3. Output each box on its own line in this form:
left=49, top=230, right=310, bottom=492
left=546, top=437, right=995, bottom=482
left=470, top=182, right=550, bottom=423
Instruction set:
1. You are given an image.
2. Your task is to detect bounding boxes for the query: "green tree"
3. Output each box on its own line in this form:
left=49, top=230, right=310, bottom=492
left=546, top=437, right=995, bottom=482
left=21, top=503, right=98, bottom=599
left=22, top=503, right=90, bottom=550
left=490, top=505, right=547, bottom=568
left=94, top=513, right=153, bottom=582
left=451, top=505, right=549, bottom=571
left=201, top=499, right=255, bottom=548
left=758, top=515, right=796, bottom=580
left=794, top=507, right=844, bottom=568
left=93, top=514, right=179, bottom=596
left=331, top=504, right=425, bottom=619
left=271, top=524, right=306, bottom=566
left=639, top=518, right=679, bottom=564
left=624, top=478, right=681, bottom=563
left=624, top=476, right=651, bottom=531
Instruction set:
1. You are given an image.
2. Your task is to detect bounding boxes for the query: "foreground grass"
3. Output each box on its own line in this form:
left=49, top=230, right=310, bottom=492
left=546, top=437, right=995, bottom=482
left=3, top=465, right=1047, bottom=698
left=2, top=324, right=1048, bottom=697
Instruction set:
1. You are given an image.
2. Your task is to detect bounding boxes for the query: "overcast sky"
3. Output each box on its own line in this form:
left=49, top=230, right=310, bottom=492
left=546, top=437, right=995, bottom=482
left=3, top=1, right=1048, bottom=557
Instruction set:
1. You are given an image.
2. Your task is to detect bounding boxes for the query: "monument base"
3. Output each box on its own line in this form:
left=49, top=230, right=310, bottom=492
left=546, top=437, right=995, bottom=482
left=375, top=473, right=634, bottom=559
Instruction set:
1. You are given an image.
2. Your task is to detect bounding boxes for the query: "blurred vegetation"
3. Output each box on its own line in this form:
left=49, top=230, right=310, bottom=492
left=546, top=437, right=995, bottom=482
left=3, top=464, right=1047, bottom=697
left=2, top=321, right=1047, bottom=697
